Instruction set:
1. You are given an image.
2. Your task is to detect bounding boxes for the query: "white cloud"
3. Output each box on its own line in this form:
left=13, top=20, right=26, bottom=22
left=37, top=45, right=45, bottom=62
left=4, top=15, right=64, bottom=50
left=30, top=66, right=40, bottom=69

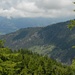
left=0, top=0, right=74, bottom=18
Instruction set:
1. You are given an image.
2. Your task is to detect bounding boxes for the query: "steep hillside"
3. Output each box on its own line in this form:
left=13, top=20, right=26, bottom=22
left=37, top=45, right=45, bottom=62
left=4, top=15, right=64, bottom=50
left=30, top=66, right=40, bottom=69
left=0, top=27, right=42, bottom=48
left=0, top=21, right=75, bottom=64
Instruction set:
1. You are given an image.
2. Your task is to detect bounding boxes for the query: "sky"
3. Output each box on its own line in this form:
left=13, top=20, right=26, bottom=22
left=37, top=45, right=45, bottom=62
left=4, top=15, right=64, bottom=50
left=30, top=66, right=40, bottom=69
left=0, top=0, right=75, bottom=19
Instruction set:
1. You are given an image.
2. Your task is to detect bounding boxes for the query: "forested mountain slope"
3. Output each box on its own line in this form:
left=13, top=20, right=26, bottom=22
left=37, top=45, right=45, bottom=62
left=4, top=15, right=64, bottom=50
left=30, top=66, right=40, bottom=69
left=0, top=21, right=75, bottom=64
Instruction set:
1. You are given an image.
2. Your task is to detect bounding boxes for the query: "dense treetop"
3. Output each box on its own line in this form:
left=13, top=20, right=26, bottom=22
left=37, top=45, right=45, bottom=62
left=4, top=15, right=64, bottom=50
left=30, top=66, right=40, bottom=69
left=0, top=41, right=75, bottom=75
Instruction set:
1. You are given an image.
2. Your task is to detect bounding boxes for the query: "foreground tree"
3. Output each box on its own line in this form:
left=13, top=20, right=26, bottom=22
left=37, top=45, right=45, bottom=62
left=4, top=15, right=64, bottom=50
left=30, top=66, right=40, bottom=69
left=68, top=2, right=75, bottom=30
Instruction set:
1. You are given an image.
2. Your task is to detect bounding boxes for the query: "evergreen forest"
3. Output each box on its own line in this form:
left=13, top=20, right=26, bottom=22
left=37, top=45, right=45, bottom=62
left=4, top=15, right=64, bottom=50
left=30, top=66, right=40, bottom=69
left=0, top=40, right=75, bottom=75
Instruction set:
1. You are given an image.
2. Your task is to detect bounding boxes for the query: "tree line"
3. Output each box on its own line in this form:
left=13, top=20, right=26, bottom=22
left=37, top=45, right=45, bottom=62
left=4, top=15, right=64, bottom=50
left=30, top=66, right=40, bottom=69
left=0, top=41, right=75, bottom=75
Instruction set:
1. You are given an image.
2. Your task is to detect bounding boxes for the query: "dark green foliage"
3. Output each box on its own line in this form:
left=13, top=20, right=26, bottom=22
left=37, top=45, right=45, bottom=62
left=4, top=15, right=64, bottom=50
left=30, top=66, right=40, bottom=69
left=68, top=20, right=75, bottom=30
left=0, top=46, right=75, bottom=75
left=0, top=40, right=5, bottom=48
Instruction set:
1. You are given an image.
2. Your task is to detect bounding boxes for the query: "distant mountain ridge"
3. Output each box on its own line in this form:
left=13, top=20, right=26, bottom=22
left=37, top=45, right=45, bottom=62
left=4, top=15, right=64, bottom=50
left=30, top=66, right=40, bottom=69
left=0, top=20, right=75, bottom=64
left=0, top=17, right=66, bottom=34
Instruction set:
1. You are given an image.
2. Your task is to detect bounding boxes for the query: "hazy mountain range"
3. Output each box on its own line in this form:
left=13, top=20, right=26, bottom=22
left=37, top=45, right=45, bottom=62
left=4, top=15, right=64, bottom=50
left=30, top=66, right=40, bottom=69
left=0, top=16, right=71, bottom=34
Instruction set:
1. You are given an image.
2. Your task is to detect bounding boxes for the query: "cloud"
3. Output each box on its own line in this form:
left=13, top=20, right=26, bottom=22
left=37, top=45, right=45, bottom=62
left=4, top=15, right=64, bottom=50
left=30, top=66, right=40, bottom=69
left=0, top=0, right=74, bottom=18
left=35, top=0, right=73, bottom=9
